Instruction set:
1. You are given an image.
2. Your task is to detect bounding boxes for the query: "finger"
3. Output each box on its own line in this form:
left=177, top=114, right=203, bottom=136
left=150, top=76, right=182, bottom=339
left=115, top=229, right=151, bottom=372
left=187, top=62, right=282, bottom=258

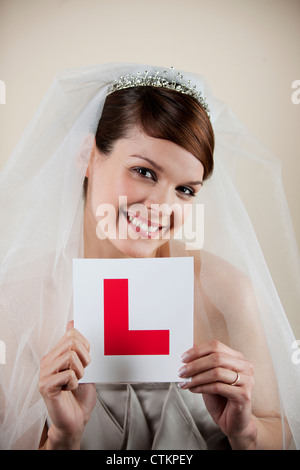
left=41, top=330, right=91, bottom=369
left=187, top=376, right=254, bottom=403
left=179, top=370, right=255, bottom=399
left=179, top=353, right=253, bottom=381
left=181, top=340, right=245, bottom=364
left=189, top=381, right=241, bottom=399
left=39, top=369, right=79, bottom=398
left=43, top=350, right=85, bottom=381
left=179, top=366, right=243, bottom=387
left=64, top=328, right=91, bottom=365
left=60, top=325, right=90, bottom=353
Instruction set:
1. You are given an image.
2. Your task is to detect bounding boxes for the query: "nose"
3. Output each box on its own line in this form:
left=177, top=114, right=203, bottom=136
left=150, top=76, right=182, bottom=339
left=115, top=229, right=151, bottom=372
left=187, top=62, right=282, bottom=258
left=142, top=185, right=190, bottom=233
left=143, top=184, right=176, bottom=218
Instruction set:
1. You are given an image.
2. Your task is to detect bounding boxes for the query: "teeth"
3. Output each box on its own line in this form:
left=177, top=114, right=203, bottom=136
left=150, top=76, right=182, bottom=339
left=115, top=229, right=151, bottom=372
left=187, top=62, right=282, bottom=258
left=128, top=215, right=160, bottom=233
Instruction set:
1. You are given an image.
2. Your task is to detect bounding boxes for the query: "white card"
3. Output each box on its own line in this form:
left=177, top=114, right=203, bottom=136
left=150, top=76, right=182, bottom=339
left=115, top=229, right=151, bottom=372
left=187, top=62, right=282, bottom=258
left=73, top=257, right=194, bottom=383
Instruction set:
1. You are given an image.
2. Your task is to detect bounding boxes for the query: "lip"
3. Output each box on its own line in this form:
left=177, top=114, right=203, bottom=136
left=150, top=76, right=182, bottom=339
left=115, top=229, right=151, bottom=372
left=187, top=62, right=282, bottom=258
left=125, top=211, right=168, bottom=238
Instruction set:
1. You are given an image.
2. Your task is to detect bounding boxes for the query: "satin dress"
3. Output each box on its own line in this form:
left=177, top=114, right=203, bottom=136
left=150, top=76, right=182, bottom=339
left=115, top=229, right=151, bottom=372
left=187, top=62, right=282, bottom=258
left=80, top=382, right=230, bottom=450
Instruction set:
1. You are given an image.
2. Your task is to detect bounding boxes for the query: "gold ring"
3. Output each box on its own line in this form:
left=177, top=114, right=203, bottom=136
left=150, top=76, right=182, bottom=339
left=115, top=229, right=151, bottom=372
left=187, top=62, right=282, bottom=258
left=230, top=371, right=240, bottom=386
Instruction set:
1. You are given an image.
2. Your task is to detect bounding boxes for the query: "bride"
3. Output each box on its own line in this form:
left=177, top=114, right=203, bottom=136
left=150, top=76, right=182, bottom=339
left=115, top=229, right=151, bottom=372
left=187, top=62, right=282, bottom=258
left=0, top=64, right=299, bottom=450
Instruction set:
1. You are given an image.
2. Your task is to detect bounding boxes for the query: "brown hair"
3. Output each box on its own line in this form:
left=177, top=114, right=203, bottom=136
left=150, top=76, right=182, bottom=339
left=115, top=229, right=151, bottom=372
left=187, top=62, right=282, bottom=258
left=85, top=86, right=214, bottom=194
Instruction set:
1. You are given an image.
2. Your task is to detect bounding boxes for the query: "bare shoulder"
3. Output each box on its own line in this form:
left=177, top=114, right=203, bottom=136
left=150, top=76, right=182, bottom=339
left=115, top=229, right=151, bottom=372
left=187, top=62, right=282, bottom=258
left=197, top=250, right=266, bottom=344
left=171, top=241, right=253, bottom=299
left=196, top=250, right=254, bottom=305
left=171, top=241, right=259, bottom=322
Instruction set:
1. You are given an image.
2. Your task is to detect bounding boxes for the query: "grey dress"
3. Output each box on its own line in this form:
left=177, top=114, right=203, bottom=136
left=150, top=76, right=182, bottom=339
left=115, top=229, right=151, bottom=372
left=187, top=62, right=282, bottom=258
left=80, top=382, right=230, bottom=450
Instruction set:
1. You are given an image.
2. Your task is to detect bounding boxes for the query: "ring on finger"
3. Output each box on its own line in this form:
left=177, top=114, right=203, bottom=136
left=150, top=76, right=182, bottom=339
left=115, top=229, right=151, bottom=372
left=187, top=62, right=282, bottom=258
left=230, top=371, right=240, bottom=386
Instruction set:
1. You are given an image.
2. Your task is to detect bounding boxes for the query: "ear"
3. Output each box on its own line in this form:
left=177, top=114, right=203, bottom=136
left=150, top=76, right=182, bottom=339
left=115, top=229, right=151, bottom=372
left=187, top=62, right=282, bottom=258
left=75, top=133, right=96, bottom=176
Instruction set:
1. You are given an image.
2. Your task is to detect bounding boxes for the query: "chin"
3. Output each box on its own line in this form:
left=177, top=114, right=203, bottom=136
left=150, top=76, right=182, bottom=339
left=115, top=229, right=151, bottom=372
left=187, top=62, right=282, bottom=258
left=114, top=239, right=163, bottom=259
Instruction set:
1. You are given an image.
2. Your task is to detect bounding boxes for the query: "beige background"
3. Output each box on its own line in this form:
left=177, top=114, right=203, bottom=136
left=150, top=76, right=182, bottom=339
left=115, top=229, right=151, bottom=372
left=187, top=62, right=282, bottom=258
left=0, top=0, right=299, bottom=334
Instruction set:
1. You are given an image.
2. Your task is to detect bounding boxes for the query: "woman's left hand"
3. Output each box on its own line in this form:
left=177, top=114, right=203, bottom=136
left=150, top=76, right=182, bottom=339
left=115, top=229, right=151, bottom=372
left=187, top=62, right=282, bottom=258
left=178, top=340, right=257, bottom=448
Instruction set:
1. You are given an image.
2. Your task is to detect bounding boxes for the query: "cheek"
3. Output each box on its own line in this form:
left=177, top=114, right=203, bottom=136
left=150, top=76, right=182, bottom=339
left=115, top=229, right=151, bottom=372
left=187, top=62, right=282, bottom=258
left=88, top=172, right=144, bottom=223
left=88, top=172, right=123, bottom=210
left=117, top=176, right=151, bottom=212
left=172, top=203, right=193, bottom=230
left=89, top=184, right=109, bottom=215
left=183, top=203, right=193, bottom=221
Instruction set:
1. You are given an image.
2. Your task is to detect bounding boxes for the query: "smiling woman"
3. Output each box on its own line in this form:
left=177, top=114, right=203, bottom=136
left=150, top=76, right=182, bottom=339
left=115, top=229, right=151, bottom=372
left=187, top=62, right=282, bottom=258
left=0, top=63, right=299, bottom=450
left=83, top=85, right=213, bottom=259
left=84, top=127, right=205, bottom=259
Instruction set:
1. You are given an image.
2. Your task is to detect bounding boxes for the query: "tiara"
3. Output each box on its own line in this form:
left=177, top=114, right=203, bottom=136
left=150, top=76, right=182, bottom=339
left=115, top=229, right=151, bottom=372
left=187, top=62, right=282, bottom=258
left=107, top=67, right=210, bottom=118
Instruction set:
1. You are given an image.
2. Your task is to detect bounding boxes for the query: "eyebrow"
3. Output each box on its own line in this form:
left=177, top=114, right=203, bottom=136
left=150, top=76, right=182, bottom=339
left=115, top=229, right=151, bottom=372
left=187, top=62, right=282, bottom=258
left=130, top=154, right=163, bottom=172
left=186, top=180, right=203, bottom=186
left=130, top=154, right=203, bottom=186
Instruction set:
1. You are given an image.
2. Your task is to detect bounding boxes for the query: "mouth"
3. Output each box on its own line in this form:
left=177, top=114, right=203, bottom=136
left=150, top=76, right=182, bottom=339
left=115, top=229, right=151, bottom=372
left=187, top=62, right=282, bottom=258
left=126, top=211, right=168, bottom=239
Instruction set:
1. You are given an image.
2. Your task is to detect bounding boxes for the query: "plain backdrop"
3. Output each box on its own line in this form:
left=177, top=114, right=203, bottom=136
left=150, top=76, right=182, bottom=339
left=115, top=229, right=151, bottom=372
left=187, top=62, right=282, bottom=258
left=0, top=0, right=299, bottom=335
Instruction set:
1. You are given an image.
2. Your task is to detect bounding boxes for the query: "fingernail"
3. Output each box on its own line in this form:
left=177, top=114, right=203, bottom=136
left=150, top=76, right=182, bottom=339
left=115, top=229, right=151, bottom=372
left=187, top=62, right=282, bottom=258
left=177, top=381, right=187, bottom=388
left=181, top=352, right=189, bottom=362
left=178, top=366, right=187, bottom=377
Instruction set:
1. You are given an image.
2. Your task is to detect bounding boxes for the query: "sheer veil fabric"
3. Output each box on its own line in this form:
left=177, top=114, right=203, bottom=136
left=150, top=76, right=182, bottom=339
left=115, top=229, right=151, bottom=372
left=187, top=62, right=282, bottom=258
left=0, top=63, right=299, bottom=449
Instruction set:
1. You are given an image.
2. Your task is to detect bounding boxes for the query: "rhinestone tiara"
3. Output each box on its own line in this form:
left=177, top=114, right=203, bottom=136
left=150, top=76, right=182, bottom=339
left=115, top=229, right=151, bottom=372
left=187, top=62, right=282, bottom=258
left=107, top=67, right=210, bottom=118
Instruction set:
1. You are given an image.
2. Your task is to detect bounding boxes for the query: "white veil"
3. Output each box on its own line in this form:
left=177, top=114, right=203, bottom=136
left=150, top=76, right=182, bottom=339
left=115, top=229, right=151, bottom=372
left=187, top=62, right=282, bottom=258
left=0, top=63, right=299, bottom=450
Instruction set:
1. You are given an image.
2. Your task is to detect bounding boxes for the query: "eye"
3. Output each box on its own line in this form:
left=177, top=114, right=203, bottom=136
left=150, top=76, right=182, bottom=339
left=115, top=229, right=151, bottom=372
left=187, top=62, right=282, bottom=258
left=176, top=186, right=196, bottom=197
left=132, top=167, right=157, bottom=181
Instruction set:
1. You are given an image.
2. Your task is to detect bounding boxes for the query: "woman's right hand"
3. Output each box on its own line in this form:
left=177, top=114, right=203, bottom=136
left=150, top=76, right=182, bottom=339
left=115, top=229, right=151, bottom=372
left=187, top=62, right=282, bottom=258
left=39, top=321, right=97, bottom=449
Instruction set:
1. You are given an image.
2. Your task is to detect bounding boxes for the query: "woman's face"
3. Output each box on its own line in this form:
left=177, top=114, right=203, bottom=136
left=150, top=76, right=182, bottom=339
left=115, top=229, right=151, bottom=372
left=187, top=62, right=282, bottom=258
left=84, top=127, right=204, bottom=258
